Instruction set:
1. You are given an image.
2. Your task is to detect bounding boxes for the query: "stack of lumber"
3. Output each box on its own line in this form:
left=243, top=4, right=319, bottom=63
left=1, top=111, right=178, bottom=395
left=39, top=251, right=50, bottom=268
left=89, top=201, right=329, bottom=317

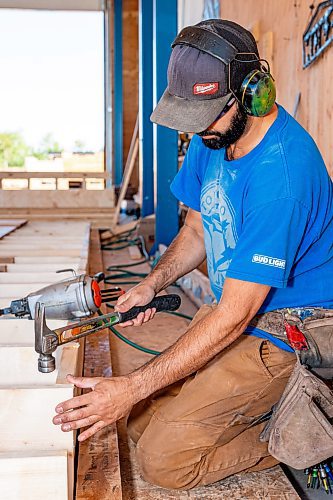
left=0, top=220, right=90, bottom=500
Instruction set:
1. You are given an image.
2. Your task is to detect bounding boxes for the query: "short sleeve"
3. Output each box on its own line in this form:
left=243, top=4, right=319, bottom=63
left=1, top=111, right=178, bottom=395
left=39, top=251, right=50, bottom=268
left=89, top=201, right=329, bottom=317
left=170, top=135, right=205, bottom=212
left=226, top=198, right=310, bottom=288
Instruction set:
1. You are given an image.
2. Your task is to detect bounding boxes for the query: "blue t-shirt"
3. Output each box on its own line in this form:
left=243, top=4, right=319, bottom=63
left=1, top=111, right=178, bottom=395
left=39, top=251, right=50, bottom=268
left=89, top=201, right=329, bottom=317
left=170, top=105, right=333, bottom=352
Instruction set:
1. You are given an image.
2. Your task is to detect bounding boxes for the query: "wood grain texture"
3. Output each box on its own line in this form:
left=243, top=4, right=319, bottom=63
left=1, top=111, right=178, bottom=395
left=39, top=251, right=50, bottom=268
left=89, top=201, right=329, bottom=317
left=122, top=0, right=139, bottom=190
left=76, top=228, right=122, bottom=500
left=218, top=0, right=333, bottom=176
left=0, top=189, right=114, bottom=209
left=0, top=451, right=69, bottom=500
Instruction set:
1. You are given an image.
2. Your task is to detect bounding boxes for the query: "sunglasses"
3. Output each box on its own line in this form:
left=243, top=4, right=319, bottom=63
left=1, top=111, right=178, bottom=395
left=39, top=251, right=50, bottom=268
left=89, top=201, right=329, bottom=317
left=213, top=97, right=236, bottom=122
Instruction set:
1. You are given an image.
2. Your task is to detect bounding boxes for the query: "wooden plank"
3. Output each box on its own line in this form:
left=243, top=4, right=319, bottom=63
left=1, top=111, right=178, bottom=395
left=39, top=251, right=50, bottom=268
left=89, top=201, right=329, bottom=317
left=0, top=272, right=75, bottom=284
left=0, top=219, right=27, bottom=227
left=0, top=283, right=65, bottom=297
left=76, top=228, right=122, bottom=500
left=0, top=249, right=83, bottom=257
left=0, top=257, right=15, bottom=263
left=0, top=272, right=72, bottom=289
left=0, top=319, right=66, bottom=344
left=0, top=343, right=79, bottom=387
left=0, top=172, right=109, bottom=179
left=15, top=256, right=80, bottom=263
left=0, top=243, right=83, bottom=250
left=0, top=451, right=69, bottom=500
left=113, top=115, right=139, bottom=225
left=0, top=190, right=114, bottom=209
left=128, top=244, right=142, bottom=260
left=0, top=386, right=77, bottom=452
left=4, top=264, right=80, bottom=274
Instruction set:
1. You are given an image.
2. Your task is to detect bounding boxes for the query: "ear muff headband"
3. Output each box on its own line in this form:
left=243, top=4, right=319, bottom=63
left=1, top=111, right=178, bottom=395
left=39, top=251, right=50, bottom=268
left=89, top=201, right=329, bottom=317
left=172, top=26, right=276, bottom=117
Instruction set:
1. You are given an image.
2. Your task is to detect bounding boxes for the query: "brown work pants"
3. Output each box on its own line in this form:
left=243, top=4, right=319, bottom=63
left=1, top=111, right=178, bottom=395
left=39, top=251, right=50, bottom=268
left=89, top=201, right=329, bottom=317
left=127, top=305, right=296, bottom=490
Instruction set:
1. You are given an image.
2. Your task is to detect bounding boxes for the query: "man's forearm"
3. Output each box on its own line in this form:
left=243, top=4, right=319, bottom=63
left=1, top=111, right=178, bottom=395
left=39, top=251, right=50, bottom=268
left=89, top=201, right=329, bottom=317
left=127, top=279, right=271, bottom=404
left=128, top=304, right=245, bottom=402
left=144, top=223, right=206, bottom=293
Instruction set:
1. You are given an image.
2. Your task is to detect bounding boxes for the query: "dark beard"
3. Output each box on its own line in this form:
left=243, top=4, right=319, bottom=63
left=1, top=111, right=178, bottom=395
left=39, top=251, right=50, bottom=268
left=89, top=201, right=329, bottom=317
left=198, top=104, right=248, bottom=151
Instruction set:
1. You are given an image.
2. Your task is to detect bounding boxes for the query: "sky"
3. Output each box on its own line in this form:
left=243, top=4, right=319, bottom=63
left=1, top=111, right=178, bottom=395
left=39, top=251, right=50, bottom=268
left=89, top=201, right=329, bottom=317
left=0, top=8, right=104, bottom=152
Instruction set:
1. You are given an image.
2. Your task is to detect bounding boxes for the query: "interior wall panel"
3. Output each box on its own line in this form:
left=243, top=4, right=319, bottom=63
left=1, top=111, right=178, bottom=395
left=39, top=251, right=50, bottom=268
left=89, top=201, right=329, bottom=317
left=217, top=0, right=333, bottom=176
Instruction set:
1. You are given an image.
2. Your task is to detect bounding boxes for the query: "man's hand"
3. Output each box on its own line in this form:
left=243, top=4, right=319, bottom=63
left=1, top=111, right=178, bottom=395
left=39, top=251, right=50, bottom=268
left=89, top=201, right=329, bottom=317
left=115, top=282, right=156, bottom=327
left=53, top=374, right=137, bottom=442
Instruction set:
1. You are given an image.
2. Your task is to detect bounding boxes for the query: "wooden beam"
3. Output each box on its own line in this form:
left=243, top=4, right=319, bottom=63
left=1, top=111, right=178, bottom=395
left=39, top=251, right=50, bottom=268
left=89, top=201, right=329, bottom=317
left=76, top=229, right=122, bottom=499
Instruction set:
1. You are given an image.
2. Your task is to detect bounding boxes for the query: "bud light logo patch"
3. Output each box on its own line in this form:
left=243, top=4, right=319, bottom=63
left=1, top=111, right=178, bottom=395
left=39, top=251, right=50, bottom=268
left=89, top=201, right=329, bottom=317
left=252, top=254, right=286, bottom=269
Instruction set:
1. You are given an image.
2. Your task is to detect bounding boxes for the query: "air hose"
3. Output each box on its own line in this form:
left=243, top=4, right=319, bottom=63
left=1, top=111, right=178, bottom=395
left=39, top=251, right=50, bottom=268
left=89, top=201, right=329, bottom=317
left=101, top=224, right=192, bottom=355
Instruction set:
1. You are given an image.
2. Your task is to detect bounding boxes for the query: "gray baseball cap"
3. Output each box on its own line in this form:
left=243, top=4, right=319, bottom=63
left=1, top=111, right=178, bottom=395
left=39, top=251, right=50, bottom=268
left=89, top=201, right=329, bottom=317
left=151, top=20, right=259, bottom=133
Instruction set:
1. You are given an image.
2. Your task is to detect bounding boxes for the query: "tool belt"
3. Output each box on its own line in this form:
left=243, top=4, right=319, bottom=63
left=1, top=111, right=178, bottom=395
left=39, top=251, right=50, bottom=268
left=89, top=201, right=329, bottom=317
left=250, top=307, right=333, bottom=369
left=250, top=307, right=333, bottom=469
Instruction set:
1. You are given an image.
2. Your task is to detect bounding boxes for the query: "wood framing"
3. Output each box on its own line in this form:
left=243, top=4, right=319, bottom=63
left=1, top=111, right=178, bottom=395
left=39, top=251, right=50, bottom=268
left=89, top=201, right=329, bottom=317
left=76, top=228, right=122, bottom=500
left=0, top=220, right=91, bottom=499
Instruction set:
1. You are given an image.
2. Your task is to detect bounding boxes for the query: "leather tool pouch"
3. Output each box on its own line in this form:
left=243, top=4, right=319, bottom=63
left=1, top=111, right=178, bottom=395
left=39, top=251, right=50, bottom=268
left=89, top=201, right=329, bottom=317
left=259, top=314, right=333, bottom=469
left=296, top=314, right=333, bottom=371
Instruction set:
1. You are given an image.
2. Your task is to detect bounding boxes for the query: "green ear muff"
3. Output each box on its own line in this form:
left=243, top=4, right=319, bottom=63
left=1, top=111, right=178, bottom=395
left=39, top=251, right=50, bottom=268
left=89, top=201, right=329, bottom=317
left=240, top=69, right=276, bottom=117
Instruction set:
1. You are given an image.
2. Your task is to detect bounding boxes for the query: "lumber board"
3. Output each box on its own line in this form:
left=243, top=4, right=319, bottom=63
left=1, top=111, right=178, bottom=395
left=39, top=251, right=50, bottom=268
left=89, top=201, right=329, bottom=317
left=0, top=219, right=89, bottom=499
left=0, top=283, right=63, bottom=298
left=0, top=451, right=69, bottom=500
left=113, top=138, right=139, bottom=225
left=76, top=228, right=122, bottom=500
left=0, top=343, right=79, bottom=386
left=0, top=257, right=15, bottom=263
left=0, top=386, right=77, bottom=452
left=0, top=219, right=27, bottom=227
left=0, top=249, right=84, bottom=257
left=0, top=319, right=66, bottom=343
left=0, top=243, right=83, bottom=250
left=0, top=189, right=114, bottom=209
left=0, top=272, right=75, bottom=284
left=3, top=264, right=80, bottom=273
left=14, top=256, right=81, bottom=263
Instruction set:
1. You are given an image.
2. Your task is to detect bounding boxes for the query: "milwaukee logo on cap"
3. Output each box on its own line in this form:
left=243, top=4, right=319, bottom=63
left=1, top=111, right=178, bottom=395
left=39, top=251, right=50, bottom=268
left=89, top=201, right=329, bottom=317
left=193, top=82, right=219, bottom=95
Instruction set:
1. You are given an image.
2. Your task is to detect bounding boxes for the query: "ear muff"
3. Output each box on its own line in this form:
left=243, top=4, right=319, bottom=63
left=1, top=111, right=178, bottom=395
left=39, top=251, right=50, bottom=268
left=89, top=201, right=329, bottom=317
left=239, top=69, right=276, bottom=117
left=172, top=26, right=276, bottom=117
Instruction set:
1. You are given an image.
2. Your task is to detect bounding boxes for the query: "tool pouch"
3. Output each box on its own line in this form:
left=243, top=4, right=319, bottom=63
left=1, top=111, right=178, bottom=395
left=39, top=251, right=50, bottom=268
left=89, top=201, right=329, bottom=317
left=295, top=314, right=333, bottom=370
left=260, top=357, right=333, bottom=469
left=258, top=313, right=333, bottom=469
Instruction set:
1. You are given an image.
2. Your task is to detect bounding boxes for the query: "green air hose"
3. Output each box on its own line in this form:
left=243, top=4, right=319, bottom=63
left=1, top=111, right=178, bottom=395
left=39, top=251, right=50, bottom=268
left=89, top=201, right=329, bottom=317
left=100, top=225, right=193, bottom=355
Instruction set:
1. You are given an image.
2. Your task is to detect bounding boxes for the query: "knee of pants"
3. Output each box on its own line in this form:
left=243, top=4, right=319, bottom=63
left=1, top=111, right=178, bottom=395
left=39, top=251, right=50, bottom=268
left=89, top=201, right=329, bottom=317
left=136, top=439, right=193, bottom=490
left=135, top=421, right=202, bottom=490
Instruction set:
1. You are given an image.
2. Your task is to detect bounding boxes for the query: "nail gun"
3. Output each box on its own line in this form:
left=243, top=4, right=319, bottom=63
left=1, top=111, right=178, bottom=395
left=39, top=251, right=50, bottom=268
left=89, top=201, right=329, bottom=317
left=0, top=269, right=120, bottom=320
left=0, top=269, right=181, bottom=374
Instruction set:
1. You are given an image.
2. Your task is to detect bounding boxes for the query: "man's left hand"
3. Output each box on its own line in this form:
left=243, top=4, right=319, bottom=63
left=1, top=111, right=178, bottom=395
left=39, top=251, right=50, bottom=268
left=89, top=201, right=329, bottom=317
left=53, top=374, right=137, bottom=442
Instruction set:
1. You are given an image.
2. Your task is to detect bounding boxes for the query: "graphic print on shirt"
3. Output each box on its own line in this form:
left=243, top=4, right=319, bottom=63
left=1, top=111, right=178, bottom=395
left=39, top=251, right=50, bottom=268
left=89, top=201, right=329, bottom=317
left=201, top=179, right=238, bottom=299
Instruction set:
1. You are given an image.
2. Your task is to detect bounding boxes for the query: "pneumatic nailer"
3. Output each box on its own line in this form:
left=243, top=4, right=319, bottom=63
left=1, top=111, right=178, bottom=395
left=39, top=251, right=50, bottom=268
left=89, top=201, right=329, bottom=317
left=0, top=270, right=181, bottom=373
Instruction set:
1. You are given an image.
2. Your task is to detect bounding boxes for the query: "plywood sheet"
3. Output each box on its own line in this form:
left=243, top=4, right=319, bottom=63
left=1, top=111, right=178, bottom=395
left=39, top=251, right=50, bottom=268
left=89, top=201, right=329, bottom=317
left=0, top=343, right=79, bottom=386
left=0, top=386, right=75, bottom=452
left=0, top=451, right=69, bottom=500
